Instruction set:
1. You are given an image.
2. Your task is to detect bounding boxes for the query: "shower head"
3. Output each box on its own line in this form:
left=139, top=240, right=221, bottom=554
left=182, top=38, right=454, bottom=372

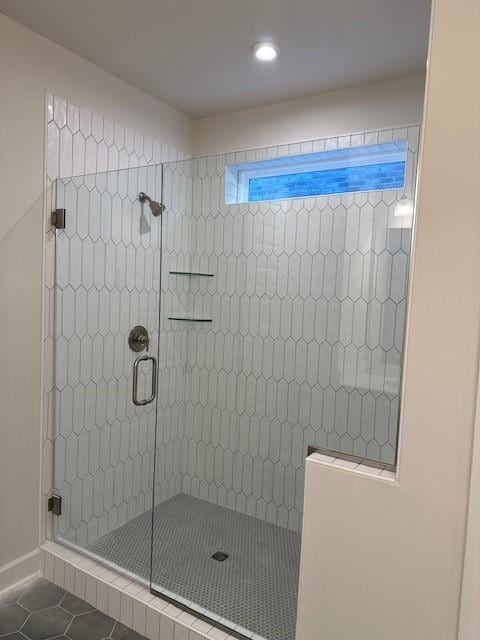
left=138, top=192, right=164, bottom=217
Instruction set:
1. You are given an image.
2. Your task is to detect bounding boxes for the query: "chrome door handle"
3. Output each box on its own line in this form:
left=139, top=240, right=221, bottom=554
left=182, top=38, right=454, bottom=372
left=132, top=355, right=157, bottom=406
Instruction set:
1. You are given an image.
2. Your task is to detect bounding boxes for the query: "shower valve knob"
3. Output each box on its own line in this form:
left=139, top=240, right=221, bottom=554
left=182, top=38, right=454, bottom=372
left=128, top=325, right=150, bottom=352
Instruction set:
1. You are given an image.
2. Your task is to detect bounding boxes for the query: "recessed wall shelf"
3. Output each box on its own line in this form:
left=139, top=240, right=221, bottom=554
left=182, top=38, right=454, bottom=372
left=169, top=271, right=215, bottom=277
left=168, top=316, right=212, bottom=322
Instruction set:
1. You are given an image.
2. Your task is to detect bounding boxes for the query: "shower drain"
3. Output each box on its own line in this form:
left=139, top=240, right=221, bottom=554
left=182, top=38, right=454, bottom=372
left=211, top=551, right=230, bottom=562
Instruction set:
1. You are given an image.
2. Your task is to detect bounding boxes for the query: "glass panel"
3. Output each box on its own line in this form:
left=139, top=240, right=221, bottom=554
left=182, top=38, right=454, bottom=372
left=151, top=126, right=419, bottom=640
left=52, top=165, right=162, bottom=576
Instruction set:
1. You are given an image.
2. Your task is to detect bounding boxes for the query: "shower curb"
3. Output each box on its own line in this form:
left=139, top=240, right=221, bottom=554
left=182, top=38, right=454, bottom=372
left=40, top=541, right=242, bottom=640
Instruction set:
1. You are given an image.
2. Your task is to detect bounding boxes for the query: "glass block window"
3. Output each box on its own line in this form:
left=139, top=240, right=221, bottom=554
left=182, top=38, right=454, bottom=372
left=226, top=140, right=407, bottom=204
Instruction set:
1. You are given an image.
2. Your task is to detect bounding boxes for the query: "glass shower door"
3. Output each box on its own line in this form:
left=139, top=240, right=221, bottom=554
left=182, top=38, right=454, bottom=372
left=150, top=126, right=418, bottom=640
left=52, top=165, right=163, bottom=579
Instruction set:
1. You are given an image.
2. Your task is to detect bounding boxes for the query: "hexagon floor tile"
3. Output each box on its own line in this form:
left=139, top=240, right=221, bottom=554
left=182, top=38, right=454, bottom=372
left=0, top=578, right=145, bottom=640
left=88, top=493, right=301, bottom=640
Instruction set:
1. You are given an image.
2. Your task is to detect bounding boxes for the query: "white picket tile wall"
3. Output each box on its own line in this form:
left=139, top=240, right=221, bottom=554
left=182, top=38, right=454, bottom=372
left=43, top=95, right=188, bottom=544
left=53, top=167, right=163, bottom=546
left=160, top=125, right=419, bottom=531
left=44, top=97, right=418, bottom=549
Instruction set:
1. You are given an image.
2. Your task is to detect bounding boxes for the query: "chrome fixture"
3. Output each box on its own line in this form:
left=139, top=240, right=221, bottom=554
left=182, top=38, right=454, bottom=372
left=128, top=325, right=150, bottom=352
left=132, top=355, right=158, bottom=406
left=138, top=191, right=164, bottom=216
left=129, top=325, right=157, bottom=406
left=47, top=494, right=62, bottom=516
left=51, top=208, right=66, bottom=229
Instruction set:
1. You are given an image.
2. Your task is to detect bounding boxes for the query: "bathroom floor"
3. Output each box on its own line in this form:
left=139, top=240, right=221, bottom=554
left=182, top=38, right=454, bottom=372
left=88, top=494, right=301, bottom=640
left=0, top=577, right=145, bottom=640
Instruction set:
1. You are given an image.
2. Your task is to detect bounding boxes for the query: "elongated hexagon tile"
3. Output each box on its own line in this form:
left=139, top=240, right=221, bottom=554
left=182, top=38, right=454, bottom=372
left=48, top=119, right=418, bottom=553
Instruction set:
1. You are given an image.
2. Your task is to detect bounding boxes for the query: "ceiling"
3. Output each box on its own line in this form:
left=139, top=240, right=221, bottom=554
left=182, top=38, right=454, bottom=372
left=0, top=0, right=431, bottom=118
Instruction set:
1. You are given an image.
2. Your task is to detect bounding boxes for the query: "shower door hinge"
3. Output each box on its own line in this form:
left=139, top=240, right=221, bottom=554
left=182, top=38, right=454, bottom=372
left=48, top=495, right=62, bottom=516
left=51, top=208, right=66, bottom=230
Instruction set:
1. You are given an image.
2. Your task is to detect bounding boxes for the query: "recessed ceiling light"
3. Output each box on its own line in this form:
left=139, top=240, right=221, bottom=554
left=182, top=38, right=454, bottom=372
left=253, top=42, right=279, bottom=62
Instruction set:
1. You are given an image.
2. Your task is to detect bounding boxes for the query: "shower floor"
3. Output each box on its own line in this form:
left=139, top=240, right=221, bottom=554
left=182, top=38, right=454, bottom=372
left=87, top=494, right=301, bottom=640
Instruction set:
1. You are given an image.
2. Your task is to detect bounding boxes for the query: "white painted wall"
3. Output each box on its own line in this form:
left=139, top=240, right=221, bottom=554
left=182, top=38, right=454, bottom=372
left=458, top=371, right=480, bottom=639
left=193, top=73, right=426, bottom=156
left=296, top=0, right=480, bottom=637
left=0, top=12, right=192, bottom=590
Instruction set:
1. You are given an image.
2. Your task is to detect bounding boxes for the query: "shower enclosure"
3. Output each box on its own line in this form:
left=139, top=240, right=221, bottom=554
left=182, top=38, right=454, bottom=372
left=51, top=125, right=419, bottom=640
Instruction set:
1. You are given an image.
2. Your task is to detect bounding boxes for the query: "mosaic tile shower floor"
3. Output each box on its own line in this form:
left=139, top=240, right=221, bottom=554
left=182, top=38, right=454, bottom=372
left=88, top=494, right=301, bottom=640
left=0, top=577, right=145, bottom=640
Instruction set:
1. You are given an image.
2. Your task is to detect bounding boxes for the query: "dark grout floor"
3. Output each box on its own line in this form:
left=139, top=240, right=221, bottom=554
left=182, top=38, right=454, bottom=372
left=0, top=577, right=146, bottom=640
